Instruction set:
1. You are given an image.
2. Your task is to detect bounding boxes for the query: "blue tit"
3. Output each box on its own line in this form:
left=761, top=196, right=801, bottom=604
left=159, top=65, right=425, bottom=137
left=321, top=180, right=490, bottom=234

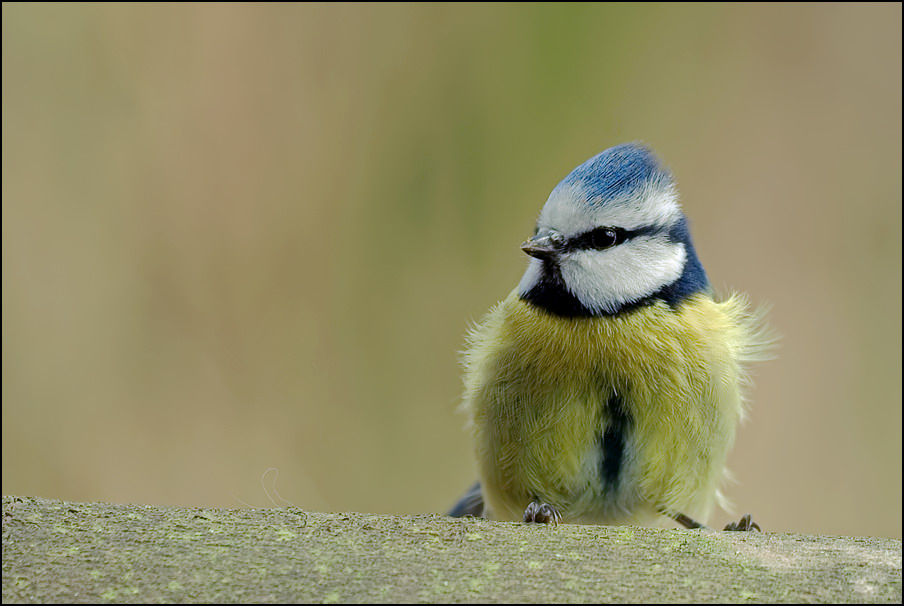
left=450, top=142, right=771, bottom=530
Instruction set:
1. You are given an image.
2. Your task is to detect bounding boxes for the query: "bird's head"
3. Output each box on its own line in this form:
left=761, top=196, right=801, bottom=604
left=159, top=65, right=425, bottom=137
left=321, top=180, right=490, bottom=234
left=517, top=142, right=709, bottom=317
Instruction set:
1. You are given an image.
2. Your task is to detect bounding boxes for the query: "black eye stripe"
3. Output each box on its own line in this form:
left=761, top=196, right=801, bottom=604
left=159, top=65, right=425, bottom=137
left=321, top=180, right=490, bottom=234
left=569, top=227, right=622, bottom=250
left=565, top=225, right=666, bottom=251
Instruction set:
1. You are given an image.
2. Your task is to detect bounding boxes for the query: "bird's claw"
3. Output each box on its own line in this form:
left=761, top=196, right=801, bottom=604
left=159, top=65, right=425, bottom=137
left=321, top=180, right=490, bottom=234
left=724, top=513, right=761, bottom=531
left=523, top=501, right=562, bottom=525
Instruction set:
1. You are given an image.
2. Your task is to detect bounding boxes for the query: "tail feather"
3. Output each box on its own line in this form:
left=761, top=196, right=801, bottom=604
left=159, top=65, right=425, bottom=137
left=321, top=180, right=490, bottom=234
left=447, top=482, right=484, bottom=518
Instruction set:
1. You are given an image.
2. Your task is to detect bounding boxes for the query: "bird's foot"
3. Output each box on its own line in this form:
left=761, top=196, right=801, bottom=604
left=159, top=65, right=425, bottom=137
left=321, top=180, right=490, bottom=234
left=724, top=513, right=761, bottom=531
left=523, top=501, right=562, bottom=525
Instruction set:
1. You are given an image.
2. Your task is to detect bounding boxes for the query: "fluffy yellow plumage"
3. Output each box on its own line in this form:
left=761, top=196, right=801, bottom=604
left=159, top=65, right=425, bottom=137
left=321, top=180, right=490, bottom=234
left=461, top=291, right=770, bottom=526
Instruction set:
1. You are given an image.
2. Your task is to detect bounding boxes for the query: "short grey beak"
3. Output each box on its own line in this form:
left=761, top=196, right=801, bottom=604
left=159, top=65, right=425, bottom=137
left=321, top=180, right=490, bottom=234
left=521, top=229, right=565, bottom=260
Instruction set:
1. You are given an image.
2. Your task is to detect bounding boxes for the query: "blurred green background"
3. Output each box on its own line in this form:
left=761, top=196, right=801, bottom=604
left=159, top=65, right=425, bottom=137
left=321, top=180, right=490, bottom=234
left=2, top=3, right=901, bottom=539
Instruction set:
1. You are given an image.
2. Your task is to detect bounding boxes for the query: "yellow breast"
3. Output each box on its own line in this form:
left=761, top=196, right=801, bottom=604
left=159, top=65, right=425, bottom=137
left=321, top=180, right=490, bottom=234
left=461, top=290, right=765, bottom=525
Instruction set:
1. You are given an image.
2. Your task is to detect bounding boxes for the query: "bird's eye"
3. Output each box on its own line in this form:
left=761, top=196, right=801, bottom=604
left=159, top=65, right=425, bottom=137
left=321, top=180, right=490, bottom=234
left=589, top=227, right=619, bottom=250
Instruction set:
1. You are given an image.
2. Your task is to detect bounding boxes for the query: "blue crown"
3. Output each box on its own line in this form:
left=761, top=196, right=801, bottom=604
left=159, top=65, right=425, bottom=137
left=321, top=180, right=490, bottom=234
left=556, top=143, right=673, bottom=205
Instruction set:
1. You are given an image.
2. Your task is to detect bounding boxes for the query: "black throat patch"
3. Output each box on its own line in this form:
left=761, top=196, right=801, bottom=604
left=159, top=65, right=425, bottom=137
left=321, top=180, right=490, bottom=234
left=519, top=260, right=596, bottom=317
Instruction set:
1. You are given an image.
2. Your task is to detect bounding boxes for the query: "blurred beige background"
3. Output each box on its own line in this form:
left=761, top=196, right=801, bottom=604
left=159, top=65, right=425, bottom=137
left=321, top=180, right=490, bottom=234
left=2, top=4, right=901, bottom=538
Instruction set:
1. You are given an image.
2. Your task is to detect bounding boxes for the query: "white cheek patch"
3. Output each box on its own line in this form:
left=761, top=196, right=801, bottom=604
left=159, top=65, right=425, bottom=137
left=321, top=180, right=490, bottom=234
left=540, top=181, right=681, bottom=235
left=516, top=257, right=545, bottom=297
left=559, top=238, right=687, bottom=314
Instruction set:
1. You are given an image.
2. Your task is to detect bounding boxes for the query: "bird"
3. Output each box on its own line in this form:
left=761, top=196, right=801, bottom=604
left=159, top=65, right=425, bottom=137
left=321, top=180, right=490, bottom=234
left=449, top=142, right=771, bottom=530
